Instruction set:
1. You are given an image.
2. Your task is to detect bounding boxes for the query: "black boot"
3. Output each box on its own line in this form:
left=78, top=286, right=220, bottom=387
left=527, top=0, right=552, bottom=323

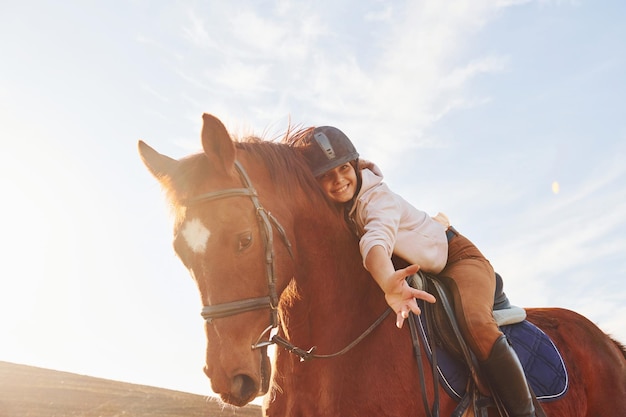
left=480, top=335, right=536, bottom=417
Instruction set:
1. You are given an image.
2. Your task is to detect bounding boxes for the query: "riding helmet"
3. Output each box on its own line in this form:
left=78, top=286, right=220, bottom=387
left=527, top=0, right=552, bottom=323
left=302, top=126, right=359, bottom=177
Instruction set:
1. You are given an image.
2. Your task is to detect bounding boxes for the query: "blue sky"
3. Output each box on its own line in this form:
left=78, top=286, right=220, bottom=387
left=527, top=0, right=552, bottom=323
left=1, top=0, right=624, bottom=399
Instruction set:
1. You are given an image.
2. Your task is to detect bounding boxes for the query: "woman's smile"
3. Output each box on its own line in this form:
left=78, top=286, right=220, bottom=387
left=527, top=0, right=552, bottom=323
left=333, top=183, right=350, bottom=194
left=317, top=162, right=358, bottom=204
left=331, top=182, right=353, bottom=200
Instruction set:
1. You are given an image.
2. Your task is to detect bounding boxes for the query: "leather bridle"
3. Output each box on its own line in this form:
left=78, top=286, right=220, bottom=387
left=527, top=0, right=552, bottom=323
left=188, top=160, right=294, bottom=350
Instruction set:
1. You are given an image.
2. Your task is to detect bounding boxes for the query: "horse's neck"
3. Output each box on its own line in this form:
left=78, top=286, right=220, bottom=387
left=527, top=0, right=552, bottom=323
left=285, top=214, right=387, bottom=348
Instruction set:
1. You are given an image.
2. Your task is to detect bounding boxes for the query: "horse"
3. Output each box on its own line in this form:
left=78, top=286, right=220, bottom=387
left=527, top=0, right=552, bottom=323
left=138, top=113, right=626, bottom=416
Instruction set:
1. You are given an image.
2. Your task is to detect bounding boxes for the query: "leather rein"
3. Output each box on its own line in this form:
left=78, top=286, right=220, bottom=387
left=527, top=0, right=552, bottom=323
left=188, top=160, right=390, bottom=360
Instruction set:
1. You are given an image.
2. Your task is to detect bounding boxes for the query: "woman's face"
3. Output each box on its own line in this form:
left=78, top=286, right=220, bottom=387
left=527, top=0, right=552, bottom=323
left=316, top=162, right=358, bottom=204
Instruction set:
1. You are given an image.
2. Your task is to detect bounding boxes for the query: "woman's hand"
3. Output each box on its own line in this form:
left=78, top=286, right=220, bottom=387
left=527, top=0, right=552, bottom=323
left=364, top=246, right=437, bottom=328
left=384, top=264, right=437, bottom=328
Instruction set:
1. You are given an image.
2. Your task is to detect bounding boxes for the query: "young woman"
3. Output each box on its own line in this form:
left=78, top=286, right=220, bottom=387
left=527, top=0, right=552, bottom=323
left=291, top=126, right=537, bottom=417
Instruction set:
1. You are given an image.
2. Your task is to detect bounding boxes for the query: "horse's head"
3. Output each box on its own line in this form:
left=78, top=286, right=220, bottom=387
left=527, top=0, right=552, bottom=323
left=138, top=114, right=338, bottom=406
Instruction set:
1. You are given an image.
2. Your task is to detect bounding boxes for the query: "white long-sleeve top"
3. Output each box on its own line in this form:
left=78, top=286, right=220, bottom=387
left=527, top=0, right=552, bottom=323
left=347, top=162, right=449, bottom=274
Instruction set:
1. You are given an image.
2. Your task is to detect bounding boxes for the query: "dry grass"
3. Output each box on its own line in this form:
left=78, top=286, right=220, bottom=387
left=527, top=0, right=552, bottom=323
left=0, top=361, right=262, bottom=417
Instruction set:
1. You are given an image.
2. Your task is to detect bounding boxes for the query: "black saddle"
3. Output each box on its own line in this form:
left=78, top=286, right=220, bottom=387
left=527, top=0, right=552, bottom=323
left=407, top=272, right=567, bottom=417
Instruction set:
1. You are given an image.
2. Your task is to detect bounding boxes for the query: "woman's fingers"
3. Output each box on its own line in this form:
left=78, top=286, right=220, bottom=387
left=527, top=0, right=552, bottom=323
left=396, top=300, right=423, bottom=328
left=389, top=263, right=437, bottom=328
left=412, top=288, right=436, bottom=304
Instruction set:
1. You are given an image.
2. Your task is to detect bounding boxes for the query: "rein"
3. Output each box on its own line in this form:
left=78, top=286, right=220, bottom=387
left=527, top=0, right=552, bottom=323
left=190, top=160, right=392, bottom=362
left=272, top=307, right=392, bottom=361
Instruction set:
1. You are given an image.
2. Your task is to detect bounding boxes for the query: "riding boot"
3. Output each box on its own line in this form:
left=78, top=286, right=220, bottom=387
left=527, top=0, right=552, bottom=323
left=480, top=335, right=536, bottom=417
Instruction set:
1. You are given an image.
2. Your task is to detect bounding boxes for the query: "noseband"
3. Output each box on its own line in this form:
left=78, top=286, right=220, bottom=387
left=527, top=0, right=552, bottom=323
left=188, top=160, right=293, bottom=349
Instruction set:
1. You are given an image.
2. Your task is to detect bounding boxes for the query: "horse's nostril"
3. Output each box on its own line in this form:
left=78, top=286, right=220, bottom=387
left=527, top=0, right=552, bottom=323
left=231, top=374, right=258, bottom=405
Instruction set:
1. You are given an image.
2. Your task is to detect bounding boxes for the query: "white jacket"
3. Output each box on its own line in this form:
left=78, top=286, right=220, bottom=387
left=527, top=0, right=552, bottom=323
left=348, top=162, right=449, bottom=274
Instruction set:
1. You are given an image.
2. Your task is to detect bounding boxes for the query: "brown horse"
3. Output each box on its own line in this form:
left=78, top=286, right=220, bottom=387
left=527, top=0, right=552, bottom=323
left=138, top=113, right=626, bottom=416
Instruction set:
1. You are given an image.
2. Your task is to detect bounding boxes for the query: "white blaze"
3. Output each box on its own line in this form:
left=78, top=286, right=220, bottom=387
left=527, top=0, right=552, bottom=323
left=181, top=218, right=211, bottom=254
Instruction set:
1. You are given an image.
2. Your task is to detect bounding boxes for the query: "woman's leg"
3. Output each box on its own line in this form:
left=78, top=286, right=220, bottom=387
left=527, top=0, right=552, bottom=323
left=441, top=233, right=535, bottom=417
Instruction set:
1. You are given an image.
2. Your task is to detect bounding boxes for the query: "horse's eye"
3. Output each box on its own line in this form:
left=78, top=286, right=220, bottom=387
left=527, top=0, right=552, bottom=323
left=237, top=232, right=253, bottom=251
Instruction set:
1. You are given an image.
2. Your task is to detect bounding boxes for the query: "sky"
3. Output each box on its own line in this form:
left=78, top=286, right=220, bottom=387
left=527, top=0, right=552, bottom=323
left=1, top=0, right=625, bottom=401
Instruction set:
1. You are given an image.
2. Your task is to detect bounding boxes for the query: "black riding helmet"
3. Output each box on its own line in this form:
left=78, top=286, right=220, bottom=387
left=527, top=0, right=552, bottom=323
left=301, top=126, right=360, bottom=177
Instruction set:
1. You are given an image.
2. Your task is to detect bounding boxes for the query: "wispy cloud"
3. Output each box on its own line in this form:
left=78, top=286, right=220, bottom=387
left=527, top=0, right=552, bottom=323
left=484, top=152, right=626, bottom=311
left=182, top=12, right=219, bottom=50
left=140, top=83, right=170, bottom=103
left=166, top=0, right=517, bottom=143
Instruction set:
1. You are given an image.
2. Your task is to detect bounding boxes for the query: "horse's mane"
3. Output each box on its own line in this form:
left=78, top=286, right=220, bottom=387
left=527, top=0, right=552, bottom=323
left=612, top=337, right=626, bottom=360
left=162, top=129, right=338, bottom=221
left=236, top=130, right=328, bottom=206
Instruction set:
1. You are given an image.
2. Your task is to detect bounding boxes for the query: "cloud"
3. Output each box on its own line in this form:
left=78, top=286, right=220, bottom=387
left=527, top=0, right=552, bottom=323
left=483, top=151, right=626, bottom=308
left=365, top=5, right=393, bottom=22
left=182, top=12, right=219, bottom=50
left=140, top=83, right=170, bottom=103
left=165, top=1, right=517, bottom=139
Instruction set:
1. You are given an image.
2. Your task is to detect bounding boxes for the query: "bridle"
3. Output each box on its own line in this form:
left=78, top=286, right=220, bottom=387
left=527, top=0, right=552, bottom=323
left=189, top=160, right=293, bottom=350
left=189, top=159, right=391, bottom=361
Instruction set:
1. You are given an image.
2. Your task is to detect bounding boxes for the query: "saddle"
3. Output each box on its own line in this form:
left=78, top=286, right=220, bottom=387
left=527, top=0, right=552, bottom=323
left=407, top=272, right=568, bottom=417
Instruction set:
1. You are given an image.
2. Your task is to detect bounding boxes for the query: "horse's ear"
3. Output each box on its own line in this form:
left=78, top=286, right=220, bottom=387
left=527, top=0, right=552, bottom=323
left=137, top=140, right=178, bottom=183
left=201, top=113, right=236, bottom=176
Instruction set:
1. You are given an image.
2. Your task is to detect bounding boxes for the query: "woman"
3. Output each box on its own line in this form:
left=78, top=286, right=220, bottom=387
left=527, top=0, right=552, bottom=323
left=291, top=126, right=536, bottom=417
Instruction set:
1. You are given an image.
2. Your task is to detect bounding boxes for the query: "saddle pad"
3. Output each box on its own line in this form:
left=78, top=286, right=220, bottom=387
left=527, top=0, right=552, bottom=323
left=414, top=301, right=568, bottom=402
